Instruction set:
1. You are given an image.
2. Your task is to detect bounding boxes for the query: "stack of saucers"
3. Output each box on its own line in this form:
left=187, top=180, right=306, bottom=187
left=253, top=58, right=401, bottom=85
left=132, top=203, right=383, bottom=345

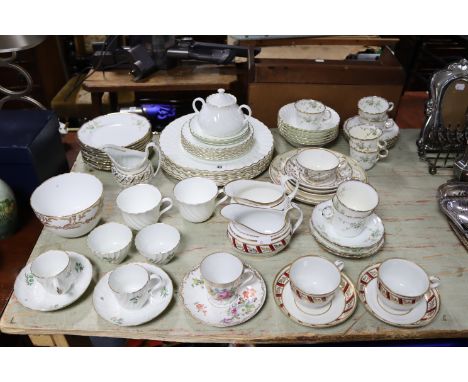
left=278, top=99, right=340, bottom=147
left=269, top=148, right=367, bottom=205
left=309, top=180, right=385, bottom=258
left=343, top=95, right=399, bottom=148
left=78, top=113, right=153, bottom=171
left=221, top=203, right=303, bottom=256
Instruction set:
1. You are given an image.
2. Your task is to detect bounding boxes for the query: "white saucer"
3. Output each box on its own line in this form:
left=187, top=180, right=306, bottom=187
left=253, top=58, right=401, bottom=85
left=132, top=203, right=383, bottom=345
left=343, top=115, right=399, bottom=148
left=311, top=200, right=385, bottom=248
left=279, top=103, right=340, bottom=131
left=273, top=264, right=357, bottom=328
left=358, top=264, right=440, bottom=328
left=93, top=262, right=173, bottom=326
left=14, top=252, right=93, bottom=312
left=180, top=263, right=266, bottom=327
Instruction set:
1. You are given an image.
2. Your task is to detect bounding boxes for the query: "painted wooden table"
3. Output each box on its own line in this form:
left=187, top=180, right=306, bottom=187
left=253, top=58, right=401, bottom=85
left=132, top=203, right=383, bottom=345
left=1, top=129, right=466, bottom=345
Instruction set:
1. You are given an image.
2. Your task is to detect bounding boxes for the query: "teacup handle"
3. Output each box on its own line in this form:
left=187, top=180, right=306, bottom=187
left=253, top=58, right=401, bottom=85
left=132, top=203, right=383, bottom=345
left=159, top=197, right=173, bottom=218
left=192, top=97, right=205, bottom=113
left=378, top=148, right=389, bottom=160
left=280, top=175, right=299, bottom=200
left=148, top=274, right=165, bottom=298
left=215, top=189, right=228, bottom=207
left=337, top=157, right=351, bottom=179
left=387, top=102, right=394, bottom=112
left=429, top=276, right=440, bottom=289
left=239, top=104, right=252, bottom=126
left=239, top=268, right=255, bottom=289
left=378, top=140, right=387, bottom=151
left=334, top=260, right=344, bottom=271
left=322, top=109, right=332, bottom=121
left=52, top=278, right=64, bottom=295
left=384, top=119, right=394, bottom=129
left=288, top=202, right=303, bottom=234
left=322, top=205, right=334, bottom=219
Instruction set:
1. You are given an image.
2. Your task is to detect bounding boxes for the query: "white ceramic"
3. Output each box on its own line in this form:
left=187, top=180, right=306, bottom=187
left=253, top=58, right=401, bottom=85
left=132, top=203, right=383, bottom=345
left=199, top=252, right=255, bottom=306
left=93, top=262, right=172, bottom=326
left=192, top=89, right=252, bottom=138
left=173, top=177, right=227, bottom=223
left=350, top=147, right=388, bottom=170
left=30, top=250, right=76, bottom=295
left=108, top=263, right=165, bottom=310
left=116, top=184, right=173, bottom=230
left=189, top=115, right=251, bottom=146
left=180, top=262, right=266, bottom=327
left=322, top=180, right=379, bottom=237
left=279, top=102, right=340, bottom=132
left=103, top=142, right=161, bottom=187
left=358, top=96, right=394, bottom=122
left=87, top=222, right=132, bottom=264
left=221, top=203, right=298, bottom=236
left=358, top=264, right=440, bottom=327
left=274, top=264, right=357, bottom=328
left=78, top=112, right=151, bottom=149
left=159, top=114, right=274, bottom=185
left=348, top=125, right=388, bottom=153
left=377, top=258, right=440, bottom=312
left=15, top=252, right=92, bottom=311
left=135, top=223, right=180, bottom=264
left=294, top=99, right=331, bottom=124
left=289, top=256, right=344, bottom=310
left=343, top=115, right=399, bottom=148
left=293, top=148, right=347, bottom=184
left=30, top=173, right=103, bottom=238
left=311, top=199, right=385, bottom=249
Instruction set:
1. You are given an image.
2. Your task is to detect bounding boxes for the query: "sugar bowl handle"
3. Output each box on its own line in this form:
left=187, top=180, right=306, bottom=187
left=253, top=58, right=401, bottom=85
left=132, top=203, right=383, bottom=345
left=239, top=104, right=252, bottom=125
left=429, top=276, right=440, bottom=289
left=192, top=97, right=205, bottom=113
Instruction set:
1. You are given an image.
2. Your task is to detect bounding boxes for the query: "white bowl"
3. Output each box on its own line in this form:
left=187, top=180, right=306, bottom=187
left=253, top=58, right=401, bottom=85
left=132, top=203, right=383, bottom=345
left=135, top=223, right=180, bottom=264
left=30, top=173, right=103, bottom=238
left=87, top=222, right=132, bottom=264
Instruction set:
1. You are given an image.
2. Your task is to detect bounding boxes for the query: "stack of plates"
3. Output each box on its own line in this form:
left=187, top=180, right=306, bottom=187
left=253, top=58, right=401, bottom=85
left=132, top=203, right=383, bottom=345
left=343, top=115, right=399, bottom=148
left=160, top=114, right=274, bottom=186
left=78, top=113, right=152, bottom=171
left=278, top=103, right=340, bottom=147
left=269, top=148, right=367, bottom=205
left=181, top=117, right=255, bottom=161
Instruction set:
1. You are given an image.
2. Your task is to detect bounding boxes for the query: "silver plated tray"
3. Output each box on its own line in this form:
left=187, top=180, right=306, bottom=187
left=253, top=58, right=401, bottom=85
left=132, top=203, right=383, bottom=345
left=438, top=181, right=468, bottom=247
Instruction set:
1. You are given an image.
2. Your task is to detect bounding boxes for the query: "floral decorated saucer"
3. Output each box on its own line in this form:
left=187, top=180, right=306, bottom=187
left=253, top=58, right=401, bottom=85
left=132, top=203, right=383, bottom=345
left=180, top=263, right=266, bottom=327
left=311, top=200, right=385, bottom=249
left=14, top=252, right=93, bottom=312
left=273, top=264, right=357, bottom=328
left=93, top=262, right=173, bottom=326
left=358, top=264, right=440, bottom=328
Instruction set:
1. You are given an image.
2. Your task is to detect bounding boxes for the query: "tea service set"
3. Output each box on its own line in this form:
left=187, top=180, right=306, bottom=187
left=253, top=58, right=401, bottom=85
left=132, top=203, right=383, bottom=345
left=15, top=91, right=442, bottom=331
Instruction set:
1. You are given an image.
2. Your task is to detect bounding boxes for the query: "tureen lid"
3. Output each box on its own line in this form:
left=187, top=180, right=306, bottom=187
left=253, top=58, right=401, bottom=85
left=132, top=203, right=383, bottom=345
left=206, top=88, right=237, bottom=107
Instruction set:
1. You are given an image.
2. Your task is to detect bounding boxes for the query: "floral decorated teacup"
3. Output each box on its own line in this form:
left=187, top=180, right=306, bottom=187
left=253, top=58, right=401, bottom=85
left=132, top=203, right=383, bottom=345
left=199, top=252, right=254, bottom=306
left=358, top=96, right=394, bottom=122
left=294, top=99, right=331, bottom=125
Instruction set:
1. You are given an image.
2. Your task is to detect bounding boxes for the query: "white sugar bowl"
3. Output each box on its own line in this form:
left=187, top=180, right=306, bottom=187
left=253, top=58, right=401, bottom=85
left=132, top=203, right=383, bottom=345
left=192, top=88, right=252, bottom=138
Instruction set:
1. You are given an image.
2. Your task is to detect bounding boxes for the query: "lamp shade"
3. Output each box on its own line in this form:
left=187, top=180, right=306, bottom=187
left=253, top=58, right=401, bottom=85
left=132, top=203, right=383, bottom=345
left=0, top=36, right=46, bottom=53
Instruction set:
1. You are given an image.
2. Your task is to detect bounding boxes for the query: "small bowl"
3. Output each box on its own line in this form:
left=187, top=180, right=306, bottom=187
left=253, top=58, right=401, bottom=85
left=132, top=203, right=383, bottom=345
left=87, top=222, right=132, bottom=264
left=135, top=223, right=180, bottom=264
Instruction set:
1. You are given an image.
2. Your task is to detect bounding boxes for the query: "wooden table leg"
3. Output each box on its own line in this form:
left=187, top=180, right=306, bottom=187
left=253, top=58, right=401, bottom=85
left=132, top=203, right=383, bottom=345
left=91, top=92, right=103, bottom=117
left=29, top=334, right=70, bottom=347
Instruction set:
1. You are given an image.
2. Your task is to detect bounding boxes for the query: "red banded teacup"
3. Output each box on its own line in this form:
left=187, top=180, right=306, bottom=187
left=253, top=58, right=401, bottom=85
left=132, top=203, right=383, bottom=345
left=377, top=258, right=440, bottom=312
left=289, top=256, right=344, bottom=310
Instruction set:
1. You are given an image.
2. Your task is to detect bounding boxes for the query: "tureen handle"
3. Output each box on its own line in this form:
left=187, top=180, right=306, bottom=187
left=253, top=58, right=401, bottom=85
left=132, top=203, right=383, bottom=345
left=239, top=104, right=252, bottom=125
left=192, top=97, right=205, bottom=113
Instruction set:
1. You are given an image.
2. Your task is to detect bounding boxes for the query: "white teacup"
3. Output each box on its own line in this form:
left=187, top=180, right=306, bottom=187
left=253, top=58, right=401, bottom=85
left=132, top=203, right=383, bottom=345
left=200, top=252, right=254, bottom=306
left=294, top=99, right=331, bottom=125
left=358, top=96, right=394, bottom=122
left=294, top=149, right=346, bottom=184
left=289, top=256, right=344, bottom=311
left=30, top=250, right=76, bottom=295
left=350, top=147, right=388, bottom=170
left=108, top=263, right=165, bottom=310
left=348, top=125, right=388, bottom=153
left=174, top=177, right=227, bottom=223
left=377, top=258, right=440, bottom=312
left=322, top=180, right=379, bottom=237
left=116, top=184, right=173, bottom=230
